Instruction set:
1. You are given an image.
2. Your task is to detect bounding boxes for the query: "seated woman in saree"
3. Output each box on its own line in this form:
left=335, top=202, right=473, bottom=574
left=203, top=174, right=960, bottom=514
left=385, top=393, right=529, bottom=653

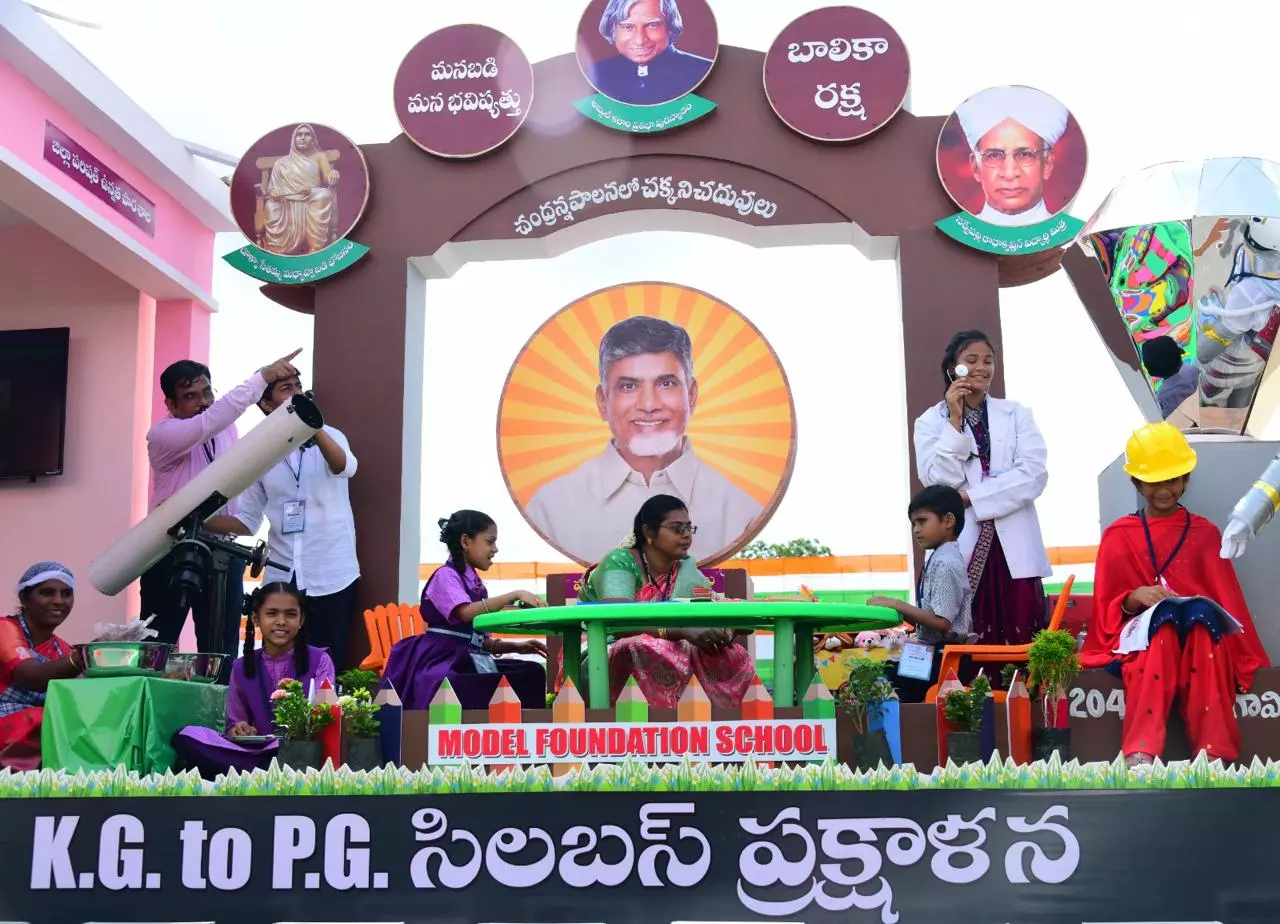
left=0, top=562, right=84, bottom=770
left=263, top=123, right=340, bottom=255
left=578, top=494, right=756, bottom=708
left=384, top=510, right=548, bottom=711
left=173, top=582, right=335, bottom=777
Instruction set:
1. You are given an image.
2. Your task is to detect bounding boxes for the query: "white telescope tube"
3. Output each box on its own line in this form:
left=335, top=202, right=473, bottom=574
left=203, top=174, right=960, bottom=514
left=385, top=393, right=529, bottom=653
left=89, top=395, right=323, bottom=596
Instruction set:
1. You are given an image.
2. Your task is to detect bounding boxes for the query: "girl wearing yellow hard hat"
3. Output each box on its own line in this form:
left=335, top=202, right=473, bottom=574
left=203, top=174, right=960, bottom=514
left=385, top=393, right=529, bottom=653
left=1079, top=422, right=1267, bottom=767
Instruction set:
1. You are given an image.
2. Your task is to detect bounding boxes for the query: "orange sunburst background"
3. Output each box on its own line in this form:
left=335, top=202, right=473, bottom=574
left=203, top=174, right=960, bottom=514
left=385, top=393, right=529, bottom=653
left=497, top=281, right=797, bottom=526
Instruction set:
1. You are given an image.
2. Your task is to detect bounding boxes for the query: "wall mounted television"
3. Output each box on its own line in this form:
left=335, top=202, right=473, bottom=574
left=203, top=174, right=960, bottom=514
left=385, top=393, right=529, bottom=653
left=0, top=327, right=70, bottom=479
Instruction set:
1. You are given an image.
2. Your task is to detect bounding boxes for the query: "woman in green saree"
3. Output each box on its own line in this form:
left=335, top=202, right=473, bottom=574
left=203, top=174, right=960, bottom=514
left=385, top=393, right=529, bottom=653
left=577, top=494, right=755, bottom=707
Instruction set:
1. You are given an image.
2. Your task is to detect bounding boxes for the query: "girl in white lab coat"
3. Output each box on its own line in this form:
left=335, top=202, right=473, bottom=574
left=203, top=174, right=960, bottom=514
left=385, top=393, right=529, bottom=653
left=912, top=330, right=1051, bottom=645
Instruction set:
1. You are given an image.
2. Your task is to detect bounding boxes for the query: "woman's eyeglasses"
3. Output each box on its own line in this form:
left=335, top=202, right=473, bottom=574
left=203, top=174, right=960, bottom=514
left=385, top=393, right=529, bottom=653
left=662, top=523, right=698, bottom=536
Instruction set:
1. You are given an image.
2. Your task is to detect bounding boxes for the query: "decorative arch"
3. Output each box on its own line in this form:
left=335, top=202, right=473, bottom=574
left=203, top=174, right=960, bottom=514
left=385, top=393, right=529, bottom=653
left=262, top=46, right=1022, bottom=654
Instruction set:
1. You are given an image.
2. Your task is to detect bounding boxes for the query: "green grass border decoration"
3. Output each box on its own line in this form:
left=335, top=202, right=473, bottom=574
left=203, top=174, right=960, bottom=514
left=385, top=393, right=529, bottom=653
left=4, top=752, right=1278, bottom=797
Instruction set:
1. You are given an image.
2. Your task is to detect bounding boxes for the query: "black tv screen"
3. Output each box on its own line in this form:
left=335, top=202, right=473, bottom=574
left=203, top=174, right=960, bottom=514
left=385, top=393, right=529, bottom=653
left=0, top=327, right=70, bottom=478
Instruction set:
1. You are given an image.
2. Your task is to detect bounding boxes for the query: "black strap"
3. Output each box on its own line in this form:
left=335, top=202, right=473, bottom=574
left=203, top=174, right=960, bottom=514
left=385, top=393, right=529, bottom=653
left=915, top=556, right=931, bottom=608
left=284, top=449, right=304, bottom=487
left=1139, top=507, right=1192, bottom=581
left=202, top=441, right=215, bottom=465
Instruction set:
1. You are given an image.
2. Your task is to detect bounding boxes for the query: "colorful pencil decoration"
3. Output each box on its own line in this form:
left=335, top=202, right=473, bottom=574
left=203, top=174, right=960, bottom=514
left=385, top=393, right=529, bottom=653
left=1006, top=671, right=1032, bottom=765
left=801, top=676, right=835, bottom=720
left=677, top=675, right=712, bottom=723
left=551, top=678, right=585, bottom=777
left=488, top=677, right=521, bottom=774
left=615, top=676, right=649, bottom=723
left=428, top=678, right=462, bottom=725
left=741, top=676, right=775, bottom=768
left=374, top=678, right=403, bottom=767
left=314, top=678, right=342, bottom=769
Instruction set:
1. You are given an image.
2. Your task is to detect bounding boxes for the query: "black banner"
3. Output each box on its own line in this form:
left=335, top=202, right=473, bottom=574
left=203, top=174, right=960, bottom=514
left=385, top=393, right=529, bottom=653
left=1, top=791, right=1277, bottom=923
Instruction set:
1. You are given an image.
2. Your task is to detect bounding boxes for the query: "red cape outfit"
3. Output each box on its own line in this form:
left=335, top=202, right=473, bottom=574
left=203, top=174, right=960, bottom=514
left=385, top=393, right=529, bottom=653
left=1080, top=510, right=1269, bottom=761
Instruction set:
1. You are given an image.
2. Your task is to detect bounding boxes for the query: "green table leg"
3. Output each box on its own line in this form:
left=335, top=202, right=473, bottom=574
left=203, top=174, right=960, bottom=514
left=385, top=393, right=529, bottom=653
left=773, top=617, right=795, bottom=707
left=586, top=621, right=611, bottom=710
left=561, top=629, right=582, bottom=688
left=795, top=625, right=816, bottom=698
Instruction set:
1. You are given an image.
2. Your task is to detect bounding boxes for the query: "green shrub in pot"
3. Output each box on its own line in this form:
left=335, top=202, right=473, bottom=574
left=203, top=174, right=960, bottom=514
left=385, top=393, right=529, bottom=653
left=834, top=658, right=896, bottom=769
left=1027, top=629, right=1080, bottom=760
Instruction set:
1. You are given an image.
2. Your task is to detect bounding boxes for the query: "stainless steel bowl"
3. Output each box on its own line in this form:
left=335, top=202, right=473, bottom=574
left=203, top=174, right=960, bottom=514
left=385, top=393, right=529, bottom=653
left=163, top=652, right=226, bottom=683
left=74, top=641, right=172, bottom=678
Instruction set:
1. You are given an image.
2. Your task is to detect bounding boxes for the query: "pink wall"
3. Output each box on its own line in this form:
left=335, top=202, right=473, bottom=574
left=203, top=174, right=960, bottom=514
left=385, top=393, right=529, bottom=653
left=0, top=58, right=214, bottom=291
left=0, top=225, right=149, bottom=639
left=151, top=300, right=211, bottom=424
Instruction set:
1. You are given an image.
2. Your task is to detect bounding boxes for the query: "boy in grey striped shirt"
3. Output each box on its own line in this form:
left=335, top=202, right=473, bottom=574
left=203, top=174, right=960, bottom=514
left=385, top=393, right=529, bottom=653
left=870, top=485, right=975, bottom=701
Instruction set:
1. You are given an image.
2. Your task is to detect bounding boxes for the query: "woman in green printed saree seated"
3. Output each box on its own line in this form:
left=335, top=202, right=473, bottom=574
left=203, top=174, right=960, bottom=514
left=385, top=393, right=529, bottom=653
left=577, top=494, right=755, bottom=708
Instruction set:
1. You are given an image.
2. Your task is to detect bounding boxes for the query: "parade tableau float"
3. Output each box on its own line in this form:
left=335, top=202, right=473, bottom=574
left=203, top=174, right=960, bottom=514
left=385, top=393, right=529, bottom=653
left=19, top=3, right=1280, bottom=922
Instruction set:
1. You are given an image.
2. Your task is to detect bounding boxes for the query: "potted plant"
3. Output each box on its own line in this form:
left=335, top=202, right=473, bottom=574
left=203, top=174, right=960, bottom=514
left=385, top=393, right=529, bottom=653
left=1027, top=629, right=1081, bottom=761
left=834, top=658, right=896, bottom=770
left=942, top=674, right=991, bottom=763
left=338, top=686, right=383, bottom=771
left=337, top=668, right=380, bottom=698
left=271, top=678, right=335, bottom=770
left=1000, top=662, right=1019, bottom=691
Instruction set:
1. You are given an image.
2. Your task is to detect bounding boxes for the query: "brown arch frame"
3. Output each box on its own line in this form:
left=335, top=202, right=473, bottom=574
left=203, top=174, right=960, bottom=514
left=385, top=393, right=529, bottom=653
left=262, top=46, right=1033, bottom=662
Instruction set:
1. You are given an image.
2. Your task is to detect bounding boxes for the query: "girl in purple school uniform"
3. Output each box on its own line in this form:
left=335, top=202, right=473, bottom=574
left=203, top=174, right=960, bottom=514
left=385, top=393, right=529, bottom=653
left=173, top=582, right=335, bottom=776
left=383, top=510, right=548, bottom=710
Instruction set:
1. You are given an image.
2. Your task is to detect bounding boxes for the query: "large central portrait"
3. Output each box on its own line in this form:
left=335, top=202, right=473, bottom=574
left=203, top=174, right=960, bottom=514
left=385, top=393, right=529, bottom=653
left=498, top=282, right=797, bottom=565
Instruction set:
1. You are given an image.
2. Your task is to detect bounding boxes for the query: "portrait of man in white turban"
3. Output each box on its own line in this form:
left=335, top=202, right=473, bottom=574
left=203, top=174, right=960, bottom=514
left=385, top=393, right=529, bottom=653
left=263, top=123, right=341, bottom=255
left=953, top=86, right=1072, bottom=227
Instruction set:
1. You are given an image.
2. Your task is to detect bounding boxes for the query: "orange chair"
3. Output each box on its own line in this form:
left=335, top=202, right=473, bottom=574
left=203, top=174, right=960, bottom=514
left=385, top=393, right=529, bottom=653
left=925, top=574, right=1075, bottom=703
left=359, top=603, right=425, bottom=673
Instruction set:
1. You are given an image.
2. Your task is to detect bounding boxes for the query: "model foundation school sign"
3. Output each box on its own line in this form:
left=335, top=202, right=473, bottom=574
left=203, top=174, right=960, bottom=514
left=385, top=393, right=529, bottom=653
left=429, top=718, right=834, bottom=765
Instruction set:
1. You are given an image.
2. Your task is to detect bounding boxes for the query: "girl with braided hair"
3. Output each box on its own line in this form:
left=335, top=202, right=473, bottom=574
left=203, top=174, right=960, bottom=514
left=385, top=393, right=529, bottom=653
left=383, top=511, right=548, bottom=710
left=174, top=583, right=334, bottom=775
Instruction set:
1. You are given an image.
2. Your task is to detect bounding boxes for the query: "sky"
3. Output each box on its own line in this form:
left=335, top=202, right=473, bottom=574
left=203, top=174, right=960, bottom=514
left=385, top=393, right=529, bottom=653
left=41, top=0, right=1280, bottom=568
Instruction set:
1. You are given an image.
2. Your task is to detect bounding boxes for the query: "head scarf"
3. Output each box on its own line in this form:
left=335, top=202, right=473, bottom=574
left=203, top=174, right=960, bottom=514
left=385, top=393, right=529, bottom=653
left=956, top=86, right=1069, bottom=152
left=15, top=561, right=75, bottom=597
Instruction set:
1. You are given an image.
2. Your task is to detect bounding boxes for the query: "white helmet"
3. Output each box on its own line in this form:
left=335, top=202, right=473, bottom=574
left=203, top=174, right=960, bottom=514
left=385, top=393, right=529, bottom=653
left=1246, top=217, right=1280, bottom=252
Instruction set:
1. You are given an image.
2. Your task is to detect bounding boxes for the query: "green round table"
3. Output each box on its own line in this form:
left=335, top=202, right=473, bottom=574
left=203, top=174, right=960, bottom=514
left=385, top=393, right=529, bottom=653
left=473, top=600, right=900, bottom=708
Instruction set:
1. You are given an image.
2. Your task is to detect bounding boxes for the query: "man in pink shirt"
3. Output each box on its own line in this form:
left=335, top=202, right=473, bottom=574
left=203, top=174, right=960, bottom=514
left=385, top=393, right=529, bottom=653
left=140, top=349, right=301, bottom=677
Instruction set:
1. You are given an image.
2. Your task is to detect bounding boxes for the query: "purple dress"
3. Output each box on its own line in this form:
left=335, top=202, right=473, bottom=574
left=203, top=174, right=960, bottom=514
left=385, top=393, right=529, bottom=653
left=383, top=563, right=546, bottom=710
left=172, top=645, right=334, bottom=776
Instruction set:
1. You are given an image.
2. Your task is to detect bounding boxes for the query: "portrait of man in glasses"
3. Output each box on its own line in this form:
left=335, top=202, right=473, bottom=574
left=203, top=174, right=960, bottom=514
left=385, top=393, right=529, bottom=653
left=954, top=85, right=1071, bottom=227
left=525, top=314, right=763, bottom=564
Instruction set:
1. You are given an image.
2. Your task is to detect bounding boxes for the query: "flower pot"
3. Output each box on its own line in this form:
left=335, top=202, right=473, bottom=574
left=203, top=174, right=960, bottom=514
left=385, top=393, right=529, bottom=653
left=277, top=739, right=323, bottom=772
left=851, top=729, right=893, bottom=771
left=946, top=731, right=983, bottom=764
left=343, top=736, right=383, bottom=772
left=1032, top=727, right=1072, bottom=763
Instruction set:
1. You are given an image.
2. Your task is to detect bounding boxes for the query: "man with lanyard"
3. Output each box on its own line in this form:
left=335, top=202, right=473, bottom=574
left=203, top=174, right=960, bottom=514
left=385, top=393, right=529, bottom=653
left=227, top=372, right=360, bottom=670
left=142, top=350, right=302, bottom=680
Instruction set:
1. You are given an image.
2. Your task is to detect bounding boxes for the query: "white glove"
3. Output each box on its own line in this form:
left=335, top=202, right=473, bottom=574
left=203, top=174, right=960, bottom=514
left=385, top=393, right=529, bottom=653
left=1220, top=518, right=1254, bottom=560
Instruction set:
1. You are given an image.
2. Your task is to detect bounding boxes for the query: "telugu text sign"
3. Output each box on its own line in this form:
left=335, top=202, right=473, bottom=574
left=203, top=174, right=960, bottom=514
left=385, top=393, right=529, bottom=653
left=427, top=719, right=833, bottom=765
left=762, top=7, right=910, bottom=143
left=394, top=24, right=534, bottom=158
left=9, top=791, right=1280, bottom=924
left=43, top=123, right=156, bottom=236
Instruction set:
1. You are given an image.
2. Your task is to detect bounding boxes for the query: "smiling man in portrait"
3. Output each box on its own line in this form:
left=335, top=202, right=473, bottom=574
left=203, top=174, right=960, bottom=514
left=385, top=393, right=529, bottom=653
left=586, top=0, right=714, bottom=106
left=955, top=86, right=1069, bottom=227
left=526, top=315, right=762, bottom=563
